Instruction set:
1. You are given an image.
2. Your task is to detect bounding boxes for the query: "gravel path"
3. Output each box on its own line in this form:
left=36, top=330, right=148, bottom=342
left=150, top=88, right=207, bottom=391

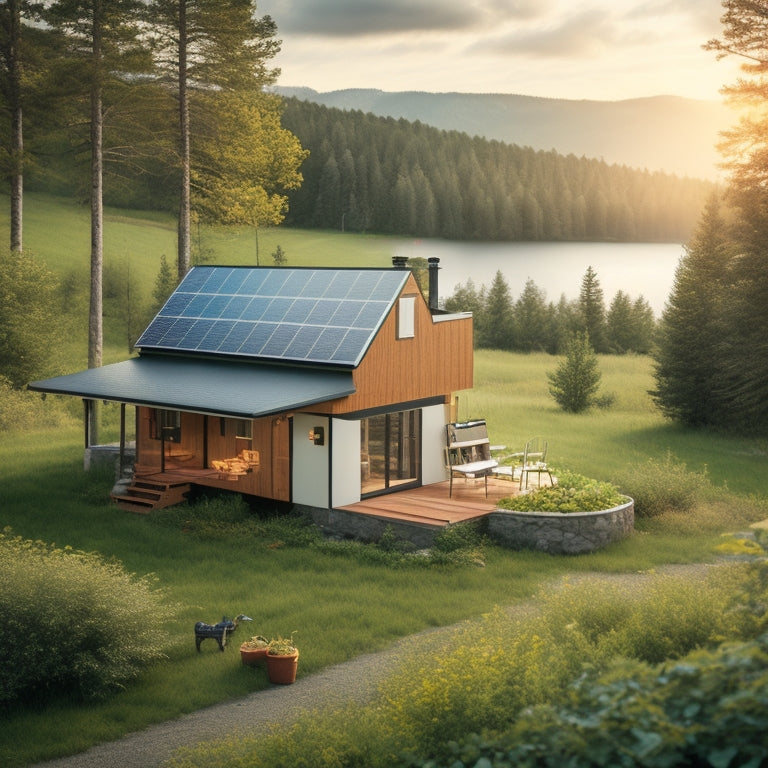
left=32, top=564, right=716, bottom=768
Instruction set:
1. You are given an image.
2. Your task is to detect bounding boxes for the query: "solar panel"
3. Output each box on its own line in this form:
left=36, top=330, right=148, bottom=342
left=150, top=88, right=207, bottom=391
left=136, top=267, right=410, bottom=367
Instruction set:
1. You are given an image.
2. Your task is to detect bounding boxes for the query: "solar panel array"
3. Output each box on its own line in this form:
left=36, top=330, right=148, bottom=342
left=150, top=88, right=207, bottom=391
left=136, top=267, right=409, bottom=367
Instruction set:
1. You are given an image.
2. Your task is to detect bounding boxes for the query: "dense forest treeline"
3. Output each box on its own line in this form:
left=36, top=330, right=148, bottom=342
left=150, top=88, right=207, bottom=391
left=438, top=265, right=655, bottom=356
left=280, top=98, right=714, bottom=243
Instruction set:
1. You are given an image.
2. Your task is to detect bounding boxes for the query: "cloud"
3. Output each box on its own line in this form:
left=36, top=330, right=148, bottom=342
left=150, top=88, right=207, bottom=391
left=622, top=0, right=725, bottom=36
left=476, top=8, right=623, bottom=59
left=261, top=0, right=555, bottom=37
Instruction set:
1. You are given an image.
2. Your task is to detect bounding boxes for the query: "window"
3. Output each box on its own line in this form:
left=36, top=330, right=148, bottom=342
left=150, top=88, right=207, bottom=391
left=397, top=296, right=416, bottom=339
left=152, top=409, right=181, bottom=441
left=236, top=419, right=252, bottom=439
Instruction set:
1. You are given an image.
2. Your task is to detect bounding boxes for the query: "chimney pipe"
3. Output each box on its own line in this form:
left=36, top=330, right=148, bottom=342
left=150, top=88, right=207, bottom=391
left=392, top=255, right=408, bottom=269
left=428, top=257, right=440, bottom=311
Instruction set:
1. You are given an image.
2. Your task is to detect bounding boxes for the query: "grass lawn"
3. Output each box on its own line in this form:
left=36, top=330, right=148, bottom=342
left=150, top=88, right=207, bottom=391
left=2, top=349, right=767, bottom=766
left=1, top=194, right=767, bottom=766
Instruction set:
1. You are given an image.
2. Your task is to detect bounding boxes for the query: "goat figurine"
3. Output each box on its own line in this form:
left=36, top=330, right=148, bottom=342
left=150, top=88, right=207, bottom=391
left=195, top=614, right=252, bottom=652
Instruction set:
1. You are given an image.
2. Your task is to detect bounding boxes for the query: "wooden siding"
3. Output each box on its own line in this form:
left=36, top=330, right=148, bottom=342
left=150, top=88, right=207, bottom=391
left=304, top=274, right=473, bottom=415
left=136, top=407, right=290, bottom=501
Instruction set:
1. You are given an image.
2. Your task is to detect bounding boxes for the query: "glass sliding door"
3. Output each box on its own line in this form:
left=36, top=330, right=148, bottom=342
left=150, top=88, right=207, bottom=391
left=361, top=409, right=421, bottom=497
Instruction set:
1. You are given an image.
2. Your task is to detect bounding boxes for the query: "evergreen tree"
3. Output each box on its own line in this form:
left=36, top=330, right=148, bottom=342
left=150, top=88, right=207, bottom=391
left=151, top=254, right=176, bottom=315
left=547, top=331, right=602, bottom=413
left=605, top=291, right=636, bottom=354
left=651, top=195, right=731, bottom=426
left=148, top=0, right=282, bottom=278
left=704, top=2, right=768, bottom=432
left=477, top=270, right=513, bottom=350
left=514, top=279, right=548, bottom=352
left=578, top=266, right=607, bottom=352
left=630, top=296, right=656, bottom=355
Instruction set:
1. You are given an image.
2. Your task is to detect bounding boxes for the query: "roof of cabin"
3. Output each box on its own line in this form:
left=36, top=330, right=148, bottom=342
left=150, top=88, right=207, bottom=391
left=136, top=266, right=410, bottom=368
left=29, top=266, right=417, bottom=416
left=29, top=356, right=355, bottom=419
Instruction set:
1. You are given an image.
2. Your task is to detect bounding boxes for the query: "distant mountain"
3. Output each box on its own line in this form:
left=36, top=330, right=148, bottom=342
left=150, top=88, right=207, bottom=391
left=275, top=87, right=731, bottom=180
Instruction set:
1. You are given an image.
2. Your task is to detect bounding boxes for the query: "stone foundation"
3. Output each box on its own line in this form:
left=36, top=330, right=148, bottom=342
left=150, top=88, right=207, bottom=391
left=487, top=497, right=634, bottom=554
left=298, top=504, right=441, bottom=549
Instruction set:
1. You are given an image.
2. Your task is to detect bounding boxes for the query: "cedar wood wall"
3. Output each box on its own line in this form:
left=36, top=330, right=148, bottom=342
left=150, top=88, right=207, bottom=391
left=135, top=273, right=472, bottom=502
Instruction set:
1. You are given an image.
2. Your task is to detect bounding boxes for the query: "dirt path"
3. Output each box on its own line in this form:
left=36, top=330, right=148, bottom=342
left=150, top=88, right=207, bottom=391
left=32, top=563, right=718, bottom=768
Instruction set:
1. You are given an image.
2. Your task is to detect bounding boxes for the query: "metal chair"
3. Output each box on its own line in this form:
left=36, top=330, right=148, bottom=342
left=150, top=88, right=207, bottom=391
left=519, top=436, right=553, bottom=489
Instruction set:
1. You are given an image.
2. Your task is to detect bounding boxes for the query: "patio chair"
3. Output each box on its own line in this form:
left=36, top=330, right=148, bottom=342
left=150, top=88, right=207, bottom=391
left=519, top=436, right=553, bottom=489
left=445, top=420, right=498, bottom=497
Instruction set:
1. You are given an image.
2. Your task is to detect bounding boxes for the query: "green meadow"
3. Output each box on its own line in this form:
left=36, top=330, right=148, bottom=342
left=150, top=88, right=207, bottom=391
left=1, top=194, right=767, bottom=766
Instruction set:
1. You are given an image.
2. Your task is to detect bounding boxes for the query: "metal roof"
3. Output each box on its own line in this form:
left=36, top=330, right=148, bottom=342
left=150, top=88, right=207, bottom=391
left=136, top=266, right=410, bottom=368
left=28, top=356, right=355, bottom=418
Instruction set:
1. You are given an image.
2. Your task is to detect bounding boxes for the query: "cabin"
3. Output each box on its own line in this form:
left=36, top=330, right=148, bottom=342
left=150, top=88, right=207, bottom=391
left=29, top=259, right=475, bottom=521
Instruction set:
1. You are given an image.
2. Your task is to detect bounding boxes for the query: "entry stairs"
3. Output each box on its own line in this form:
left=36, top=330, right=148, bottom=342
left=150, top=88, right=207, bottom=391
left=111, top=475, right=191, bottom=514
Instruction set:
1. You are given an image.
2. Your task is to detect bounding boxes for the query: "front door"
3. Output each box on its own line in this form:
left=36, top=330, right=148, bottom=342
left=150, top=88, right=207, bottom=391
left=361, top=409, right=421, bottom=497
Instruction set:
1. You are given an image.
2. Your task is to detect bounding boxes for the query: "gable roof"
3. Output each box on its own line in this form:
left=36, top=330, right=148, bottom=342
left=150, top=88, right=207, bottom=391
left=136, top=266, right=410, bottom=369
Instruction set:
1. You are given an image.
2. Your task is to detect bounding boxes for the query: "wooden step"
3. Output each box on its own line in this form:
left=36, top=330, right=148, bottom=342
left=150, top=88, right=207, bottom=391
left=111, top=479, right=192, bottom=514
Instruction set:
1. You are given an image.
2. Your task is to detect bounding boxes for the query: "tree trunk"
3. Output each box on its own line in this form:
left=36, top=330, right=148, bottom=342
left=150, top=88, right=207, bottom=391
left=88, top=3, right=104, bottom=445
left=7, top=0, right=22, bottom=252
left=177, top=0, right=191, bottom=279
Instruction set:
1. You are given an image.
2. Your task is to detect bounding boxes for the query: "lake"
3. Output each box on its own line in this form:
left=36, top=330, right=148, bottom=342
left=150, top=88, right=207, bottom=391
left=390, top=240, right=686, bottom=317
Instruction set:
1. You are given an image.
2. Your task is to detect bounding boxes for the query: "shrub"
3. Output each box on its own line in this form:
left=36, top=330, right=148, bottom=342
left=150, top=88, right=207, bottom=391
left=0, top=529, right=174, bottom=707
left=496, top=471, right=625, bottom=513
left=438, top=634, right=768, bottom=768
left=617, top=451, right=711, bottom=517
left=0, top=376, right=75, bottom=432
left=540, top=570, right=736, bottom=665
left=547, top=331, right=602, bottom=413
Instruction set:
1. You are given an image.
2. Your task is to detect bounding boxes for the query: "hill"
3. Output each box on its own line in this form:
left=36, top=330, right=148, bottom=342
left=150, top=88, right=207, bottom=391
left=275, top=88, right=731, bottom=180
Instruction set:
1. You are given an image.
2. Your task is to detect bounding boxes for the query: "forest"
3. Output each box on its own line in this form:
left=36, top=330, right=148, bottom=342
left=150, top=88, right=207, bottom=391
left=280, top=97, right=714, bottom=242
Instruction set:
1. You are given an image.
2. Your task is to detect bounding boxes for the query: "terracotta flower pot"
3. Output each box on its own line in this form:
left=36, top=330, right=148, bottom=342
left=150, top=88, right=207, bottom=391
left=266, top=650, right=299, bottom=684
left=240, top=644, right=269, bottom=666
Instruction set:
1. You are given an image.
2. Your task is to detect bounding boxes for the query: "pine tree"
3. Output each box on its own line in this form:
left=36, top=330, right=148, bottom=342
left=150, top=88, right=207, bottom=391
left=547, top=331, right=602, bottom=413
left=578, top=266, right=607, bottom=352
left=651, top=195, right=731, bottom=426
left=477, top=270, right=513, bottom=350
left=514, top=279, right=548, bottom=352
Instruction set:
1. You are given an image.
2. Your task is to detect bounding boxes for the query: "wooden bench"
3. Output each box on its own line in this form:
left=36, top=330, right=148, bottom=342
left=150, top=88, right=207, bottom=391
left=445, top=420, right=498, bottom=497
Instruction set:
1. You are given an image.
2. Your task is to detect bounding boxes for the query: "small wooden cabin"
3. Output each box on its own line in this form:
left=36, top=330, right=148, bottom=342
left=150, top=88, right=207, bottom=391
left=29, top=260, right=473, bottom=512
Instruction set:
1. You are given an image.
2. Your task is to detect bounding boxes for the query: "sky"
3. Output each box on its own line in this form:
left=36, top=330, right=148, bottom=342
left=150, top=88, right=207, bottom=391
left=257, top=0, right=743, bottom=102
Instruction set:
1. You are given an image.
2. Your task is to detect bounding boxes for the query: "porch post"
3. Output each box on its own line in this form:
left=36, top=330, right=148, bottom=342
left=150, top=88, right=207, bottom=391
left=119, top=403, right=126, bottom=475
left=83, top=399, right=91, bottom=448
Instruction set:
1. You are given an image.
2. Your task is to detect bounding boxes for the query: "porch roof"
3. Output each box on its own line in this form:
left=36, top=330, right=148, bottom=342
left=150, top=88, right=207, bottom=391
left=28, top=356, right=355, bottom=418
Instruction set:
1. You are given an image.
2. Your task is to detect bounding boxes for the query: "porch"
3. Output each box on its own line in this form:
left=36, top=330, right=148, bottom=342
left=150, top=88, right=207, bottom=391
left=336, top=475, right=522, bottom=527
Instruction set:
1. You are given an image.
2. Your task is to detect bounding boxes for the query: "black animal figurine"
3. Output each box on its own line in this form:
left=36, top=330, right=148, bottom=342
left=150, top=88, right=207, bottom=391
left=194, top=614, right=252, bottom=651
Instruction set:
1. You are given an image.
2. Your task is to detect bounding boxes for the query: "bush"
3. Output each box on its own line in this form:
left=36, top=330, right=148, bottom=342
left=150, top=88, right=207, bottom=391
left=0, top=250, right=64, bottom=387
left=496, top=471, right=625, bottom=513
left=0, top=376, right=75, bottom=432
left=547, top=331, right=602, bottom=413
left=436, top=634, right=768, bottom=768
left=617, top=451, right=711, bottom=517
left=0, top=529, right=174, bottom=707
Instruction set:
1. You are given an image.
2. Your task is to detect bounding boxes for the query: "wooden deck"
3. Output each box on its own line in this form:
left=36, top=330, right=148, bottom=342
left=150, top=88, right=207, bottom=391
left=336, top=475, right=523, bottom=526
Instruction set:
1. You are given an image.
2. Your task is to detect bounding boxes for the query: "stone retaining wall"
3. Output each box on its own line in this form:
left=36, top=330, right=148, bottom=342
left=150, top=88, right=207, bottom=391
left=487, top=497, right=634, bottom=554
left=297, top=504, right=440, bottom=549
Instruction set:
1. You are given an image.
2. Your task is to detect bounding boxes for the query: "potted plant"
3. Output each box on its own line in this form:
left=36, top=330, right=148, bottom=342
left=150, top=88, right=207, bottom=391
left=266, top=632, right=299, bottom=684
left=240, top=635, right=269, bottom=666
